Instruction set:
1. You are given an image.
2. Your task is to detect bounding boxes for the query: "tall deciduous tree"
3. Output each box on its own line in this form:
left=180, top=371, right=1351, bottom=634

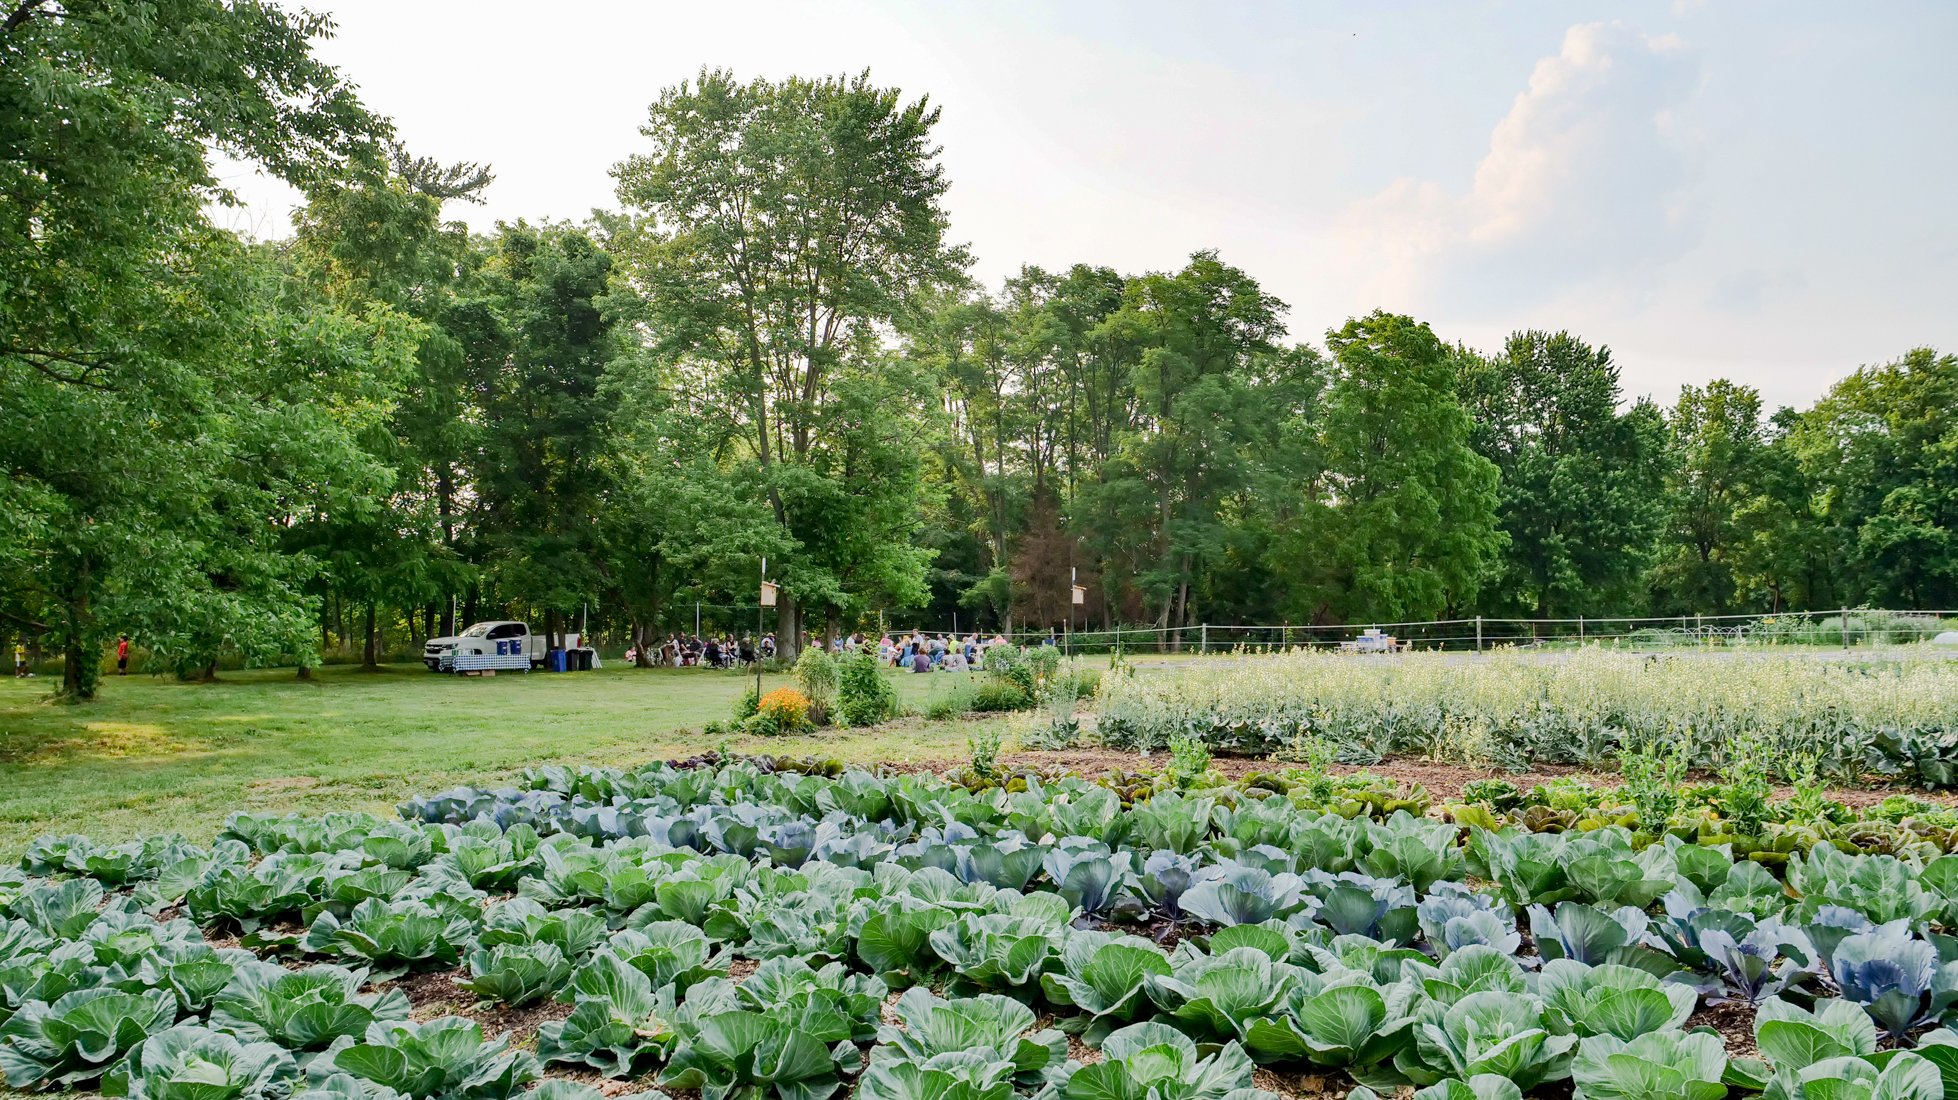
left=610, top=68, right=965, bottom=657
left=0, top=0, right=389, bottom=697
left=1791, top=348, right=1958, bottom=609
left=1459, top=331, right=1666, bottom=619
left=1274, top=311, right=1502, bottom=624
left=1650, top=380, right=1766, bottom=615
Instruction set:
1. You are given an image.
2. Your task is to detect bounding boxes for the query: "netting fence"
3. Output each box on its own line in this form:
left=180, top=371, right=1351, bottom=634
left=979, top=608, right=1958, bottom=655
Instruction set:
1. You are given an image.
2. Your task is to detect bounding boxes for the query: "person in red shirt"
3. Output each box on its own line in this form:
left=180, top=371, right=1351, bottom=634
left=116, top=634, right=130, bottom=675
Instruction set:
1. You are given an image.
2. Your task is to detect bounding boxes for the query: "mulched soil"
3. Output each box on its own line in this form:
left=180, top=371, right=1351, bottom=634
left=1689, top=1000, right=1761, bottom=1060
left=388, top=968, right=574, bottom=1049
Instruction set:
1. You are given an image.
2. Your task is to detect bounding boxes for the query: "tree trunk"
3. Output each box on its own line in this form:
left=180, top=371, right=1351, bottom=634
left=462, top=586, right=479, bottom=632
left=363, top=603, right=378, bottom=670
left=545, top=609, right=560, bottom=653
left=776, top=594, right=800, bottom=662
left=59, top=560, right=98, bottom=701
left=824, top=605, right=837, bottom=652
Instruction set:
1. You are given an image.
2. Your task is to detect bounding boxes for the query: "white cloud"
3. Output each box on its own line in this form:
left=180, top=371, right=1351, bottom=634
left=1339, top=22, right=1703, bottom=312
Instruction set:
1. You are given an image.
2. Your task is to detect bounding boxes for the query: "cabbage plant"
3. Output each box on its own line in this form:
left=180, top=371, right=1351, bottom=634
left=535, top=950, right=677, bottom=1077
left=1784, top=1051, right=1943, bottom=1100
left=458, top=943, right=570, bottom=1007
left=604, top=922, right=726, bottom=994
left=0, top=986, right=178, bottom=1087
left=302, top=899, right=476, bottom=982
left=476, top=899, right=604, bottom=959
left=1417, top=884, right=1517, bottom=960
left=1750, top=995, right=1878, bottom=1092
left=853, top=898, right=955, bottom=990
left=1241, top=977, right=1419, bottom=1075
left=1181, top=867, right=1307, bottom=929
left=1398, top=991, right=1575, bottom=1091
left=1527, top=902, right=1648, bottom=967
left=209, top=960, right=410, bottom=1052
left=1787, top=846, right=1937, bottom=927
left=1143, top=945, right=1296, bottom=1048
left=1536, top=960, right=1697, bottom=1040
left=656, top=1006, right=863, bottom=1100
left=1039, top=932, right=1171, bottom=1046
left=308, top=1017, right=539, bottom=1100
left=1400, top=945, right=1530, bottom=1009
left=927, top=913, right=1063, bottom=998
left=1061, top=1021, right=1278, bottom=1100
left=101, top=1024, right=297, bottom=1100
left=1830, top=923, right=1958, bottom=1041
left=1568, top=1029, right=1727, bottom=1100
left=858, top=1051, right=1016, bottom=1100
left=872, top=988, right=1067, bottom=1089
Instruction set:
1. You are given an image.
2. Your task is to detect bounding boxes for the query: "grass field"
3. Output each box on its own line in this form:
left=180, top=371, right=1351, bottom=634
left=0, top=662, right=1002, bottom=860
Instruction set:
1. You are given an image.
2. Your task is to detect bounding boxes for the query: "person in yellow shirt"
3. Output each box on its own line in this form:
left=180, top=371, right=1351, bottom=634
left=12, top=641, right=25, bottom=678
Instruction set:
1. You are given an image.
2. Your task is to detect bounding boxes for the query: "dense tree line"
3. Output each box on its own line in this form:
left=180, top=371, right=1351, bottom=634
left=4, top=7, right=1954, bottom=698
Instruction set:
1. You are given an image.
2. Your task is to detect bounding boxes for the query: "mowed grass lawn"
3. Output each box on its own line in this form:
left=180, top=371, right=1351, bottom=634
left=0, top=662, right=1000, bottom=860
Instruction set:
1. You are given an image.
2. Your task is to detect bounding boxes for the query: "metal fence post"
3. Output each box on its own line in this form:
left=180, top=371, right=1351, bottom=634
left=1476, top=616, right=1483, bottom=652
left=1200, top=623, right=1207, bottom=654
left=1842, top=608, right=1850, bottom=649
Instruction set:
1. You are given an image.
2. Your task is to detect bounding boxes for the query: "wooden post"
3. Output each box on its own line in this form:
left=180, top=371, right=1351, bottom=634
left=1476, top=616, right=1483, bottom=652
left=1200, top=623, right=1207, bottom=654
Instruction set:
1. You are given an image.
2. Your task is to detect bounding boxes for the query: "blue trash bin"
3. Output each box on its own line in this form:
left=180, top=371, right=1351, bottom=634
left=549, top=648, right=567, bottom=672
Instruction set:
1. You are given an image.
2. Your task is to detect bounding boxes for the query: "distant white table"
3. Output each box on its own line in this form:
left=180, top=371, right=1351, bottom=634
left=455, top=653, right=531, bottom=672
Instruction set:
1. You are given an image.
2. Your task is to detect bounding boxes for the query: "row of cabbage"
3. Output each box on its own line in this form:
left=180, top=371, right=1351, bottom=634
left=1092, top=647, right=1958, bottom=780
left=6, top=759, right=1958, bottom=1100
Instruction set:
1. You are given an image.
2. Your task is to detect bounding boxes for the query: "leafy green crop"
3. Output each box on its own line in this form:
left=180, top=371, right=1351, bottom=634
left=1040, top=932, right=1170, bottom=1046
left=1568, top=1029, right=1727, bottom=1100
left=1398, top=991, right=1575, bottom=1091
left=309, top=1018, right=539, bottom=1100
left=0, top=987, right=178, bottom=1087
left=1062, top=1021, right=1278, bottom=1100
left=210, top=960, right=410, bottom=1051
left=302, top=899, right=477, bottom=982
left=102, top=1024, right=297, bottom=1100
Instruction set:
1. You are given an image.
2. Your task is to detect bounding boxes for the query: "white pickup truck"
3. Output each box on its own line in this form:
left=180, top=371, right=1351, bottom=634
left=423, top=621, right=546, bottom=672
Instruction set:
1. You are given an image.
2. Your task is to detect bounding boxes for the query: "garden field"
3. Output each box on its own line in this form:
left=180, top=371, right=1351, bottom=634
left=0, top=663, right=998, bottom=861
left=14, top=647, right=1958, bottom=1100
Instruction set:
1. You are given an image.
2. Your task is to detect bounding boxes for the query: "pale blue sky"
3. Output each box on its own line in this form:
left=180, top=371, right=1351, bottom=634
left=219, top=1, right=1958, bottom=411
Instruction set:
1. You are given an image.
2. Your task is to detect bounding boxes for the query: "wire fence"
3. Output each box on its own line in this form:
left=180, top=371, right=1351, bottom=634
left=971, top=608, right=1958, bottom=655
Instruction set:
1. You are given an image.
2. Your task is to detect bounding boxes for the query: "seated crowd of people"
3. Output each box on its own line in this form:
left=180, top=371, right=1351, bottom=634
left=623, top=630, right=1021, bottom=672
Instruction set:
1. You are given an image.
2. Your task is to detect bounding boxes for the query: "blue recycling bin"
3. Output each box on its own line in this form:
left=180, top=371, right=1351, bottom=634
left=548, top=648, right=567, bottom=672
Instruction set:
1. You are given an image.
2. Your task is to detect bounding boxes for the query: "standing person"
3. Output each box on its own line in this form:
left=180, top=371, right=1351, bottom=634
left=116, top=634, right=130, bottom=675
left=12, top=639, right=25, bottom=677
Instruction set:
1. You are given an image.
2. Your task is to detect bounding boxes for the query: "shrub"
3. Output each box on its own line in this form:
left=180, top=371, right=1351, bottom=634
left=834, top=651, right=900, bottom=727
left=1166, top=734, right=1211, bottom=791
left=1620, top=740, right=1687, bottom=832
left=732, top=685, right=759, bottom=722
left=968, top=681, right=1033, bottom=712
left=923, top=685, right=974, bottom=722
left=752, top=688, right=811, bottom=736
left=984, top=643, right=1062, bottom=700
left=968, top=725, right=1004, bottom=782
left=792, top=647, right=838, bottom=724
